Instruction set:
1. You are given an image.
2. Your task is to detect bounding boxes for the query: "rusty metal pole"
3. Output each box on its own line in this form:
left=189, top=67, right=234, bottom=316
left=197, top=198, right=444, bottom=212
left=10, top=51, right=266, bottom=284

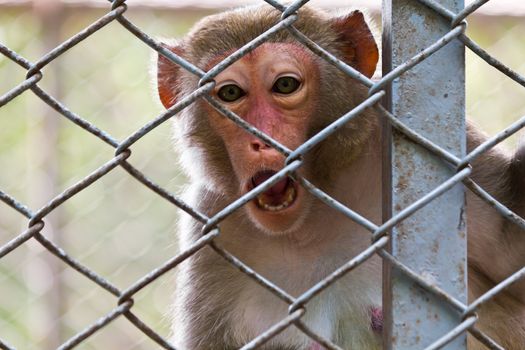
left=382, top=0, right=467, bottom=348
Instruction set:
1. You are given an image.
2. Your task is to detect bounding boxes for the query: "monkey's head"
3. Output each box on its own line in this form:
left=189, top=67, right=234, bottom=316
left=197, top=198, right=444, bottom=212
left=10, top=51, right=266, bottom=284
left=156, top=6, right=378, bottom=234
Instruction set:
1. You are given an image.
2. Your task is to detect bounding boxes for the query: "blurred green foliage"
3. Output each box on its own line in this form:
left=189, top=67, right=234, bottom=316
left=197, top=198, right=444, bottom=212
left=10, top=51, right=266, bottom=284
left=466, top=15, right=525, bottom=143
left=0, top=6, right=210, bottom=350
left=0, top=4, right=524, bottom=350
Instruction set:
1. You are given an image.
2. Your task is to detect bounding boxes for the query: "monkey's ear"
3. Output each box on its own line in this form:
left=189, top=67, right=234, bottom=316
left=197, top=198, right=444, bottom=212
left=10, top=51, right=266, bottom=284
left=331, top=10, right=379, bottom=78
left=157, top=43, right=184, bottom=109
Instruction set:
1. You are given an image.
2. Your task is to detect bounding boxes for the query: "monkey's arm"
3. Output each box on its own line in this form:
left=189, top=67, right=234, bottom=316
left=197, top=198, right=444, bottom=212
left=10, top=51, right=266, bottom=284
left=466, top=122, right=525, bottom=304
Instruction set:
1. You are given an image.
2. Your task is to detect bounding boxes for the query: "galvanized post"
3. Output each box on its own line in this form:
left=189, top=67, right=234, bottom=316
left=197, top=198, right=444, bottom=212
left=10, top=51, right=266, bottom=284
left=382, top=0, right=467, bottom=349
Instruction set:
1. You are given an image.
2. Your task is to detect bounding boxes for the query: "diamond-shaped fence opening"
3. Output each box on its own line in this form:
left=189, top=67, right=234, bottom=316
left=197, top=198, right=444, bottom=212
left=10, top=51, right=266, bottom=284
left=0, top=0, right=524, bottom=349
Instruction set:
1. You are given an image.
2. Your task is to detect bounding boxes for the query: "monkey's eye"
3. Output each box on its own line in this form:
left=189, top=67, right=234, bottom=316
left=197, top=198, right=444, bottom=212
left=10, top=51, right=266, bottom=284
left=217, top=84, right=245, bottom=102
left=272, top=76, right=301, bottom=94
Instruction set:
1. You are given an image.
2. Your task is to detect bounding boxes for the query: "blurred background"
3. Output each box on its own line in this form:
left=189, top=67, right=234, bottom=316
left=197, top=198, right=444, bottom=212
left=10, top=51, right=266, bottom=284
left=0, top=0, right=524, bottom=349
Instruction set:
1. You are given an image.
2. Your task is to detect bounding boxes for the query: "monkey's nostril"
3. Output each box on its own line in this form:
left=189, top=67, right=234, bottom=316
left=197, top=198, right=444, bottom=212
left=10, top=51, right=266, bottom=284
left=250, top=141, right=270, bottom=152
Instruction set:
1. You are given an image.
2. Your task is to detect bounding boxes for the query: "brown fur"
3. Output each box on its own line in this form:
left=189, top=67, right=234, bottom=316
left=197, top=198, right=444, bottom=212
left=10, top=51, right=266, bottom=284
left=156, top=5, right=525, bottom=349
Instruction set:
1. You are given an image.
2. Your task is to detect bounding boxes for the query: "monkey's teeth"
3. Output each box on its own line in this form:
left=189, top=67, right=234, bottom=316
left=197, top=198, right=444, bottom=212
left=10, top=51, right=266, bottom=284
left=256, top=185, right=296, bottom=211
left=285, top=185, right=296, bottom=203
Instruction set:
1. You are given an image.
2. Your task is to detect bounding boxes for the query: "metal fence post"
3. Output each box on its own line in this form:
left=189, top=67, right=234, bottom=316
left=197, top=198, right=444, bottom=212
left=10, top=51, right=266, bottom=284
left=382, top=0, right=467, bottom=349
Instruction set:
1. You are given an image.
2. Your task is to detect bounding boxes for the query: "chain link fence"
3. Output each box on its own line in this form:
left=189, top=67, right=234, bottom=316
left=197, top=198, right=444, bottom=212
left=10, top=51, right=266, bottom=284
left=1, top=0, right=524, bottom=349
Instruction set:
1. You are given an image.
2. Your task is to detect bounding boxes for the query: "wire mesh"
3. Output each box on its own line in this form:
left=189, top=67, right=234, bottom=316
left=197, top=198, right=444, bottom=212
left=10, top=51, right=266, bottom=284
left=0, top=0, right=524, bottom=349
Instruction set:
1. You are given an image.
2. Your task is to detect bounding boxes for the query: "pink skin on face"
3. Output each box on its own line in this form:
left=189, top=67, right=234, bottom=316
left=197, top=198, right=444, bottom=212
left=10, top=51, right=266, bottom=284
left=203, top=43, right=320, bottom=233
left=208, top=42, right=317, bottom=145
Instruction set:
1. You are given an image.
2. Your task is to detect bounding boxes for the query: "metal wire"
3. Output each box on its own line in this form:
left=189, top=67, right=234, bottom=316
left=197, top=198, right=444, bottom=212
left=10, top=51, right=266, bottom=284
left=0, top=0, right=524, bottom=348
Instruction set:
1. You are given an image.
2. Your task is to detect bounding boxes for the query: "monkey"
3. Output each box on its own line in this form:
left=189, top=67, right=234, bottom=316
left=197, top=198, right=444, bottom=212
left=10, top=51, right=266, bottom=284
left=155, top=5, right=525, bottom=350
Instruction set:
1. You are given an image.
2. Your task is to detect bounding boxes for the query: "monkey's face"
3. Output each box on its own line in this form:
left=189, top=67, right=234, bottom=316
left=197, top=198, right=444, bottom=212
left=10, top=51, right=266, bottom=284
left=204, top=43, right=320, bottom=234
left=156, top=8, right=379, bottom=235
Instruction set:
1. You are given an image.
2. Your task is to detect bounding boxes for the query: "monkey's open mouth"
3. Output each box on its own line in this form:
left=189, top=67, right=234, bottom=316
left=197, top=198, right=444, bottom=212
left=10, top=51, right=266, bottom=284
left=250, top=170, right=298, bottom=212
